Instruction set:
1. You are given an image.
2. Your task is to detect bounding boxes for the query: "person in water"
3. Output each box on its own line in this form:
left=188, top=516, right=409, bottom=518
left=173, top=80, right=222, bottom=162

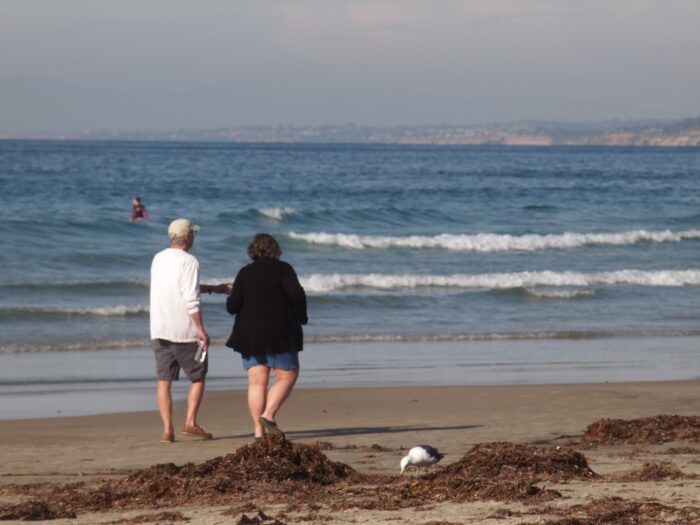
left=130, top=197, right=149, bottom=221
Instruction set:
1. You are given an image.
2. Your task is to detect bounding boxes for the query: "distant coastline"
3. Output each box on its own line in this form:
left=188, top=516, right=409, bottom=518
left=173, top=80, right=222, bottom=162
left=2, top=117, right=700, bottom=146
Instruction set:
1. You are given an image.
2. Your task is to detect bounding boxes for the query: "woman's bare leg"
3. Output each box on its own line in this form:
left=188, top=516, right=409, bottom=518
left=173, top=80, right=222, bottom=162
left=261, top=368, right=299, bottom=422
left=247, top=366, right=271, bottom=438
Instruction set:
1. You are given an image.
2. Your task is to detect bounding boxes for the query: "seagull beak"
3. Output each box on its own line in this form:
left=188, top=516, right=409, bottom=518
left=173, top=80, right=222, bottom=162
left=400, top=467, right=405, bottom=476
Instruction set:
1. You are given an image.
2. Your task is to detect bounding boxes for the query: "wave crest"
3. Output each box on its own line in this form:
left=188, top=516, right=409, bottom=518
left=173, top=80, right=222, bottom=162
left=299, top=269, right=700, bottom=293
left=0, top=304, right=149, bottom=318
left=524, top=287, right=595, bottom=299
left=289, top=229, right=700, bottom=252
left=257, top=207, right=296, bottom=221
left=0, top=280, right=148, bottom=292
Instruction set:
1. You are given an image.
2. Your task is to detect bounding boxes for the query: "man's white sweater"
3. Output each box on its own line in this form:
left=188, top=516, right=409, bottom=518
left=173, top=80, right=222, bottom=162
left=150, top=248, right=200, bottom=342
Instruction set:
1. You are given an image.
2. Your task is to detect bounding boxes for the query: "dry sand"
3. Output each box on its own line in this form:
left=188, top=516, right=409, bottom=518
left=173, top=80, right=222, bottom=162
left=1, top=381, right=699, bottom=524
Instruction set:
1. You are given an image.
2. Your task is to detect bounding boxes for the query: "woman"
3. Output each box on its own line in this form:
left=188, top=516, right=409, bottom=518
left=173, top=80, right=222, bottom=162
left=226, top=233, right=308, bottom=438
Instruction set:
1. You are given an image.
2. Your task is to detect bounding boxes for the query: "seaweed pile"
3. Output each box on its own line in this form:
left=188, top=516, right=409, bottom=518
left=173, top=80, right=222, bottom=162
left=615, top=461, right=691, bottom=482
left=357, top=442, right=597, bottom=510
left=235, top=510, right=286, bottom=525
left=440, top=442, right=597, bottom=483
left=582, top=415, right=700, bottom=446
left=537, top=497, right=700, bottom=525
left=662, top=446, right=700, bottom=455
left=0, top=437, right=354, bottom=521
left=106, top=511, right=189, bottom=524
left=0, top=500, right=76, bottom=521
left=82, top=436, right=354, bottom=509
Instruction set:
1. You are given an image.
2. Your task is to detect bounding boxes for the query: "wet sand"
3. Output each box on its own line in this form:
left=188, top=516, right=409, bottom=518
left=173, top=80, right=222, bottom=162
left=1, top=381, right=700, bottom=524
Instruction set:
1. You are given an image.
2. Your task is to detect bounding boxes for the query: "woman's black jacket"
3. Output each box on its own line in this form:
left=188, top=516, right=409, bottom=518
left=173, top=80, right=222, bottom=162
left=225, top=257, right=308, bottom=358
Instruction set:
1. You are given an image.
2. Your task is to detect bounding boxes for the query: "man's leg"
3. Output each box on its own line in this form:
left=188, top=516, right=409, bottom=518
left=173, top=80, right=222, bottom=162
left=184, top=378, right=205, bottom=429
left=261, top=368, right=299, bottom=422
left=177, top=341, right=211, bottom=437
left=156, top=380, right=173, bottom=435
left=247, top=366, right=271, bottom=438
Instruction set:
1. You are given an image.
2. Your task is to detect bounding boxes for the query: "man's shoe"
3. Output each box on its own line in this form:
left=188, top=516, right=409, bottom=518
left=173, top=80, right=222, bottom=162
left=181, top=425, right=213, bottom=440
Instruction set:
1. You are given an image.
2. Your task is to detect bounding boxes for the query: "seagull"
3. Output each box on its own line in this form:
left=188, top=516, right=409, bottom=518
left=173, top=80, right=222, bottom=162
left=400, top=445, right=445, bottom=476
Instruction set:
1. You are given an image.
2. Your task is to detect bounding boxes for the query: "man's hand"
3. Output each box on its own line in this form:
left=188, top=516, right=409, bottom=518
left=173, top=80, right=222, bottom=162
left=198, top=330, right=210, bottom=351
left=212, top=283, right=233, bottom=294
left=201, top=283, right=233, bottom=295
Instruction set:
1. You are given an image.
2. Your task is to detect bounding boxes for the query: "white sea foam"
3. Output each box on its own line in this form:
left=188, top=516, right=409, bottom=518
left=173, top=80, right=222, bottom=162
left=75, top=305, right=149, bottom=316
left=3, top=330, right=700, bottom=354
left=524, top=287, right=595, bottom=299
left=258, top=207, right=296, bottom=220
left=299, top=269, right=700, bottom=293
left=305, top=329, right=700, bottom=344
left=289, top=229, right=700, bottom=252
left=3, top=304, right=149, bottom=317
left=0, top=279, right=150, bottom=291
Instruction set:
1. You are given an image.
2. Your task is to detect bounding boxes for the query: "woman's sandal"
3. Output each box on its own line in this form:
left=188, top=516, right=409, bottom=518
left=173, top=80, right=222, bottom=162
left=259, top=416, right=285, bottom=438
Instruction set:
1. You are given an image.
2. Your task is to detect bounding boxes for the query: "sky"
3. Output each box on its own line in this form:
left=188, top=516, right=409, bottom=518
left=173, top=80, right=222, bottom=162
left=1, top=0, right=699, bottom=133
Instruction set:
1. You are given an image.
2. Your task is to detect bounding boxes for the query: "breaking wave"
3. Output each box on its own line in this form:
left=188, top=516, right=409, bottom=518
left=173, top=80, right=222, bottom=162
left=257, top=207, right=297, bottom=221
left=0, top=304, right=149, bottom=318
left=524, top=287, right=595, bottom=299
left=299, top=269, right=700, bottom=293
left=0, top=279, right=149, bottom=292
left=288, top=229, right=700, bottom=252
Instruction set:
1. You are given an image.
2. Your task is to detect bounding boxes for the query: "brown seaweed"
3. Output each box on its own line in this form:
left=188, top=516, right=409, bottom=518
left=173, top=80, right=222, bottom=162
left=582, top=415, right=700, bottom=446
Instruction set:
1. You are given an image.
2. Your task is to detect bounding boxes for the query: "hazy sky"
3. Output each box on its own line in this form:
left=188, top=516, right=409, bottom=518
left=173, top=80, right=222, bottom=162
left=1, top=0, right=699, bottom=132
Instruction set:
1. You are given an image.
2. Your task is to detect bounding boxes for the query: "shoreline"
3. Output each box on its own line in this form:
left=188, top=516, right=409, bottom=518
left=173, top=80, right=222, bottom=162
left=2, top=335, right=699, bottom=421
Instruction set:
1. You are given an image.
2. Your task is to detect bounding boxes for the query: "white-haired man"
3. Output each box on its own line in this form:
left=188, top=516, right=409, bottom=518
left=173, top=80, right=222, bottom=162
left=150, top=218, right=229, bottom=443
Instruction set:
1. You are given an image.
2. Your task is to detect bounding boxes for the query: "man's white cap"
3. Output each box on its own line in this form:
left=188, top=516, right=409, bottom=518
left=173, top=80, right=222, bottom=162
left=168, top=218, right=200, bottom=240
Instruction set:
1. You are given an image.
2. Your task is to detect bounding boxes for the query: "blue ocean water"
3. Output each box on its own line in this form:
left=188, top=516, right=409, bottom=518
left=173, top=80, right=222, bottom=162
left=0, top=141, right=699, bottom=354
left=1, top=140, right=699, bottom=418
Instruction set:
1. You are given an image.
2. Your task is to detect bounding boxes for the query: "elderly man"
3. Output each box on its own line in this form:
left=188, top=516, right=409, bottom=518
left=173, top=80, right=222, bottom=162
left=150, top=218, right=228, bottom=443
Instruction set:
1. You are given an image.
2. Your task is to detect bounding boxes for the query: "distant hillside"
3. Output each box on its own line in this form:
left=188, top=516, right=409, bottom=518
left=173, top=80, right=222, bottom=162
left=3, top=118, right=700, bottom=146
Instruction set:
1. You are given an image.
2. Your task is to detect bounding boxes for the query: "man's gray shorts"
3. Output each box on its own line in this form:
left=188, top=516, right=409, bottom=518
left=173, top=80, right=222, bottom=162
left=152, top=339, right=207, bottom=382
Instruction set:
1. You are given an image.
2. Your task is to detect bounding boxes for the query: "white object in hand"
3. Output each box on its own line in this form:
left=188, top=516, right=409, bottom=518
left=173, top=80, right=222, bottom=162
left=194, top=343, right=207, bottom=363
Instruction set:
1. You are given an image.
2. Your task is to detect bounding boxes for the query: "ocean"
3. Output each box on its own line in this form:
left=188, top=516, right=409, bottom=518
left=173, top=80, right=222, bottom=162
left=1, top=141, right=698, bottom=418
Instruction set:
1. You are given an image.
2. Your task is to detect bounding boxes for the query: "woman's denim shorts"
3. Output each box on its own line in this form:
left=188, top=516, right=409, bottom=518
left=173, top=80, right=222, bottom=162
left=242, top=351, right=300, bottom=371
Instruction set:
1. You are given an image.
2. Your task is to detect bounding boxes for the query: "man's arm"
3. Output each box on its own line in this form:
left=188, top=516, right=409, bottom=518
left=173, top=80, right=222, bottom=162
left=200, top=283, right=233, bottom=295
left=181, top=258, right=209, bottom=349
left=189, top=311, right=210, bottom=350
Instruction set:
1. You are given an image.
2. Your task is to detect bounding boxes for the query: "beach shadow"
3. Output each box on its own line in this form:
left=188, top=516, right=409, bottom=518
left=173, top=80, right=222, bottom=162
left=287, top=424, right=483, bottom=439
left=221, top=423, right=482, bottom=441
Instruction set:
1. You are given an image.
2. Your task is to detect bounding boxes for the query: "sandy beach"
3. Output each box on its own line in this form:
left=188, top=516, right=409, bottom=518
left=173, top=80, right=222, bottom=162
left=2, top=380, right=699, bottom=524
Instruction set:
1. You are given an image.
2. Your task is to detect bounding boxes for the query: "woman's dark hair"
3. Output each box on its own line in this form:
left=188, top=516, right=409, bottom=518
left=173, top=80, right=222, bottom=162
left=248, top=233, right=282, bottom=260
